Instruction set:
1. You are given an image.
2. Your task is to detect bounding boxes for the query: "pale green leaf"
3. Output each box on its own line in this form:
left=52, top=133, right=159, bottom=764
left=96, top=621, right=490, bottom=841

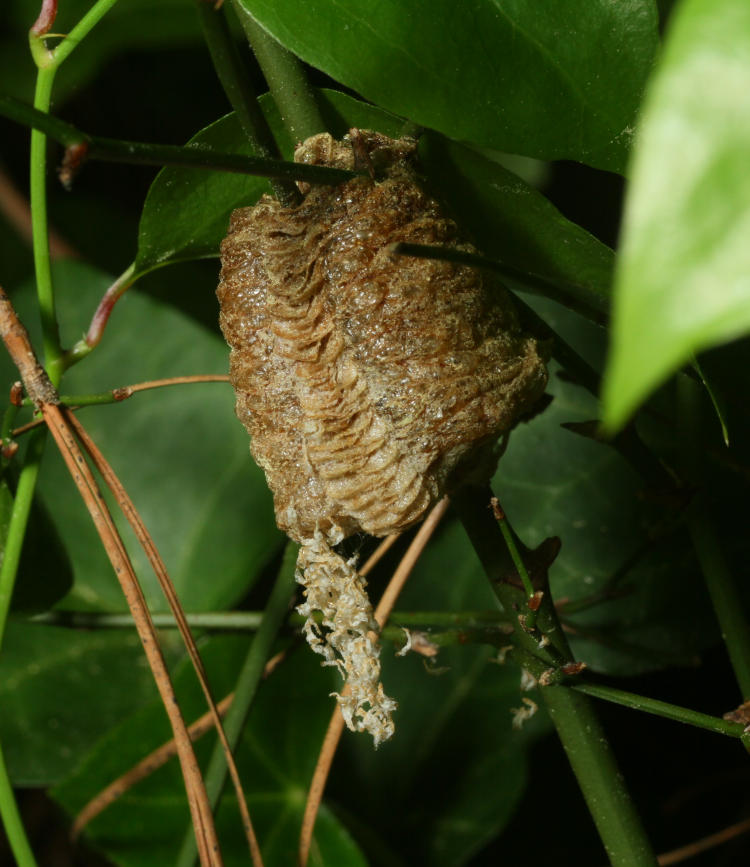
left=604, top=0, right=750, bottom=429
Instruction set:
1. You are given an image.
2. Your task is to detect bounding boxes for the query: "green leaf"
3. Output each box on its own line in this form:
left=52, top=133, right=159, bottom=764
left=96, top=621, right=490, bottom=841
left=0, top=622, right=184, bottom=785
left=53, top=637, right=367, bottom=866
left=239, top=0, right=659, bottom=173
left=603, top=0, right=750, bottom=429
left=0, top=260, right=281, bottom=612
left=133, top=91, right=405, bottom=276
left=418, top=133, right=614, bottom=305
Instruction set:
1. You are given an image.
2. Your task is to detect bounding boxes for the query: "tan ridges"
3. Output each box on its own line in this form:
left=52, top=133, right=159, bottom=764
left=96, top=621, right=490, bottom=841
left=217, top=130, right=549, bottom=742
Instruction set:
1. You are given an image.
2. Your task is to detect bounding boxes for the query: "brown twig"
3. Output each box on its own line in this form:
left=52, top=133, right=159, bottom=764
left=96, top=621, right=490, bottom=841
left=72, top=648, right=289, bottom=839
left=657, top=815, right=750, bottom=865
left=66, top=409, right=262, bottom=867
left=298, top=497, right=450, bottom=866
left=0, top=288, right=222, bottom=866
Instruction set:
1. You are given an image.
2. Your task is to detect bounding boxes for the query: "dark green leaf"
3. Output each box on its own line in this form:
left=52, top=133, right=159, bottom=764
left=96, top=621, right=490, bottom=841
left=0, top=622, right=184, bottom=785
left=418, top=133, right=614, bottom=304
left=603, top=0, right=750, bottom=429
left=54, top=637, right=367, bottom=866
left=239, top=0, right=659, bottom=172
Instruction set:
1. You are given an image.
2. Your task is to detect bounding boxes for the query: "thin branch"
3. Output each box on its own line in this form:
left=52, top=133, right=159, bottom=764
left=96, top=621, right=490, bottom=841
left=231, top=3, right=325, bottom=143
left=299, top=498, right=450, bottom=867
left=11, top=375, right=232, bottom=438
left=44, top=405, right=221, bottom=865
left=175, top=543, right=298, bottom=867
left=196, top=0, right=299, bottom=206
left=0, top=96, right=357, bottom=187
left=571, top=682, right=748, bottom=741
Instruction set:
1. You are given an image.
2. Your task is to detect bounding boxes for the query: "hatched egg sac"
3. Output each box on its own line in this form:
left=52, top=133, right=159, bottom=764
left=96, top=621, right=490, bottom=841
left=217, top=130, right=548, bottom=745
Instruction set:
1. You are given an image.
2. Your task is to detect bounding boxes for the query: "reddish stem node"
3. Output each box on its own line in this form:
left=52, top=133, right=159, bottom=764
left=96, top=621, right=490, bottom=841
left=30, top=0, right=58, bottom=36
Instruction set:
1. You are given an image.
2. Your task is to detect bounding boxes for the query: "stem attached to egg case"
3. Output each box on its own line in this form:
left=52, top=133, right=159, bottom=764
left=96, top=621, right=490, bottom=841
left=454, top=486, right=659, bottom=867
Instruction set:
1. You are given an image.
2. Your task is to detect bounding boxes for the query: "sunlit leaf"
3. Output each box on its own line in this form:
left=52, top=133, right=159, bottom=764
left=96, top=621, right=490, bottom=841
left=603, top=0, right=750, bottom=429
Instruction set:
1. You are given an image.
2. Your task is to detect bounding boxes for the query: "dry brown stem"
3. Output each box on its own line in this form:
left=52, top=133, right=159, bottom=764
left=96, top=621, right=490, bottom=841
left=66, top=409, right=262, bottom=866
left=0, top=288, right=222, bottom=866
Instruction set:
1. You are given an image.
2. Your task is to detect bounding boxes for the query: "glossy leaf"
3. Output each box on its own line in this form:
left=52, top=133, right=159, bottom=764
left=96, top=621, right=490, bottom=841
left=0, top=261, right=282, bottom=612
left=418, top=133, right=614, bottom=304
left=54, top=637, right=367, bottom=866
left=239, top=0, right=659, bottom=173
left=603, top=0, right=750, bottom=429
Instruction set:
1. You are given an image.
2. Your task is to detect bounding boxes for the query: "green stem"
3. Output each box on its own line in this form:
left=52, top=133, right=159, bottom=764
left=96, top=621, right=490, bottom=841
left=542, top=685, right=658, bottom=866
left=572, top=681, right=749, bottom=741
left=175, top=542, right=298, bottom=867
left=196, top=0, right=300, bottom=206
left=0, top=742, right=36, bottom=867
left=0, top=432, right=45, bottom=652
left=0, top=98, right=357, bottom=185
left=29, top=71, right=60, bottom=378
left=36, top=0, right=123, bottom=69
left=27, top=608, right=513, bottom=648
left=492, top=501, right=534, bottom=599
left=232, top=3, right=325, bottom=142
left=454, top=486, right=658, bottom=867
left=0, top=6, right=123, bottom=861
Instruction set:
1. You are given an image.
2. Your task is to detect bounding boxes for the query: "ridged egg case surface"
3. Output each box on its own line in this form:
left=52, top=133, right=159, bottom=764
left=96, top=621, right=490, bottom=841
left=217, top=131, right=547, bottom=543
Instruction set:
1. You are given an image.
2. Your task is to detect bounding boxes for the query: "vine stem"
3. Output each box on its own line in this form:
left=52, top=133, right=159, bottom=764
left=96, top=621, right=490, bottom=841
left=231, top=2, right=325, bottom=143
left=0, top=743, right=36, bottom=867
left=196, top=0, right=299, bottom=206
left=454, top=486, right=658, bottom=867
left=0, top=97, right=357, bottom=187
